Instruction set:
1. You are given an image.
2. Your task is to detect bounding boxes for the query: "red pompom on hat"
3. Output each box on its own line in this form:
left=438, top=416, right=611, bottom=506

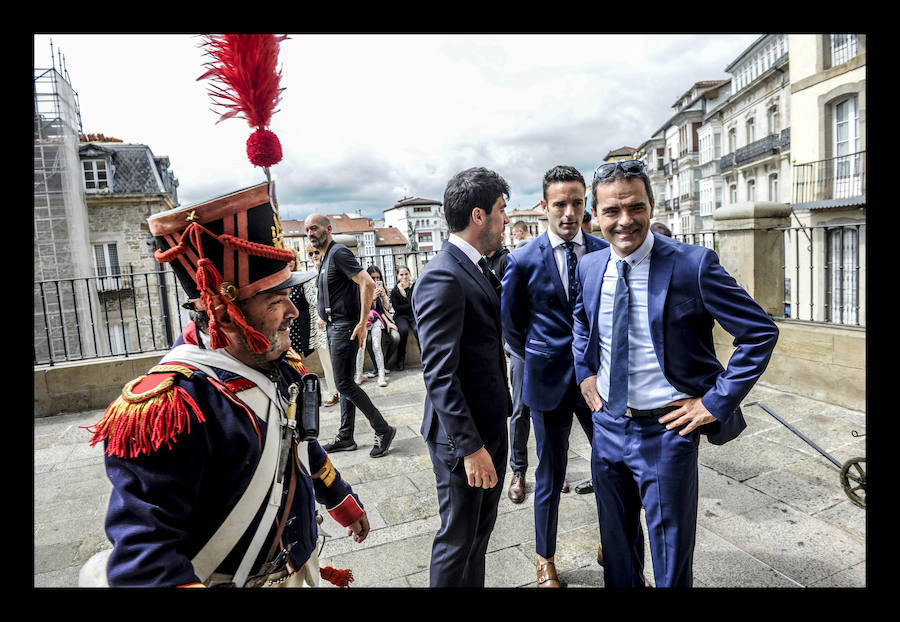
left=246, top=128, right=283, bottom=168
left=198, top=34, right=287, bottom=170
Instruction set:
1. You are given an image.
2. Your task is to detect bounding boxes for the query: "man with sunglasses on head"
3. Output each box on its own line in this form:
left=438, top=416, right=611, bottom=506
left=573, top=160, right=778, bottom=587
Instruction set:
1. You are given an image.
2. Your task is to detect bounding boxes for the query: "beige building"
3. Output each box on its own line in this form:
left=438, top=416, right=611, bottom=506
left=785, top=34, right=866, bottom=326
left=34, top=66, right=181, bottom=365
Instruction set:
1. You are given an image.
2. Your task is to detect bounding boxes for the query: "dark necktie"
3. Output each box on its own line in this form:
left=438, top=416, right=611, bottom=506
left=478, top=257, right=502, bottom=297
left=606, top=260, right=630, bottom=417
left=563, top=241, right=579, bottom=307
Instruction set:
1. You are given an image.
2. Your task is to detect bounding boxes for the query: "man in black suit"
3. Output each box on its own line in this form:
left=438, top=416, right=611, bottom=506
left=412, top=167, right=512, bottom=587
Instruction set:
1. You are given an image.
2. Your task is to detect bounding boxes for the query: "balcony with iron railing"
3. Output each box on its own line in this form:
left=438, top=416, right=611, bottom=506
left=720, top=129, right=790, bottom=173
left=792, top=151, right=866, bottom=208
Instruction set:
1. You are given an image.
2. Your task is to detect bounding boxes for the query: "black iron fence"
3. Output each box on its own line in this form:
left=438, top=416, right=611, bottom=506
left=674, top=230, right=718, bottom=253
left=775, top=222, right=865, bottom=326
left=33, top=266, right=190, bottom=366
left=34, top=249, right=441, bottom=366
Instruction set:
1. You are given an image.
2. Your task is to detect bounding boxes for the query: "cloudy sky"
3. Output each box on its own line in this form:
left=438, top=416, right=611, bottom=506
left=34, top=33, right=760, bottom=221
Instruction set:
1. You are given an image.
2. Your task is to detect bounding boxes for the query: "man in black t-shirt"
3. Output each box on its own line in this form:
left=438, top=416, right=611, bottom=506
left=304, top=213, right=396, bottom=458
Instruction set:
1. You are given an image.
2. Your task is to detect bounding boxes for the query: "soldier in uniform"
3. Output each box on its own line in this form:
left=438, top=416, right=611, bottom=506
left=84, top=182, right=369, bottom=588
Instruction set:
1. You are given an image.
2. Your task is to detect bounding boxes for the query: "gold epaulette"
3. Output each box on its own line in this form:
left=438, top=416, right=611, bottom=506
left=285, top=348, right=308, bottom=376
left=86, top=364, right=205, bottom=459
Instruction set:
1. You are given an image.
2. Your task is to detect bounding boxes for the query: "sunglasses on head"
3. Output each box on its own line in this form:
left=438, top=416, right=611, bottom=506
left=593, top=160, right=647, bottom=182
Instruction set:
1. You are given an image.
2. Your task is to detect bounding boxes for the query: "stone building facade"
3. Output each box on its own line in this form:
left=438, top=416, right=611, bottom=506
left=80, top=141, right=181, bottom=356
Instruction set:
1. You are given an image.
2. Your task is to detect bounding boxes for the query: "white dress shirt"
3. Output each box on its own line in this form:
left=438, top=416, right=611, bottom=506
left=596, top=233, right=692, bottom=410
left=545, top=228, right=586, bottom=302
left=447, top=233, right=484, bottom=267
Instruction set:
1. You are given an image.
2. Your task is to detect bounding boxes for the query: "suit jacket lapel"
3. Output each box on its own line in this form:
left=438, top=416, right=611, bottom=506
left=583, top=233, right=605, bottom=254
left=590, top=248, right=611, bottom=322
left=445, top=242, right=501, bottom=316
left=539, top=233, right=570, bottom=309
left=648, top=234, right=675, bottom=371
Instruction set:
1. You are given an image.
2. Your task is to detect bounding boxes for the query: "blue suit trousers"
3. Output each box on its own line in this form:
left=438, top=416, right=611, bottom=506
left=591, top=406, right=700, bottom=587
left=531, top=382, right=592, bottom=559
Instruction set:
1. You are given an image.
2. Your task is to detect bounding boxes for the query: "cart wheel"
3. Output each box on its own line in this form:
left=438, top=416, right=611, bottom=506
left=840, top=457, right=866, bottom=509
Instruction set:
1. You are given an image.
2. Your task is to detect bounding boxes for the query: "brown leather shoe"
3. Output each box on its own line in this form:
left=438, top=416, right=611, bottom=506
left=536, top=559, right=560, bottom=587
left=508, top=473, right=525, bottom=504
left=561, top=480, right=570, bottom=493
left=323, top=394, right=339, bottom=407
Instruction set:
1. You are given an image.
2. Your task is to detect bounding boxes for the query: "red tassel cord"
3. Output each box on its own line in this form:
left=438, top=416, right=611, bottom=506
left=319, top=566, right=354, bottom=588
left=198, top=34, right=287, bottom=168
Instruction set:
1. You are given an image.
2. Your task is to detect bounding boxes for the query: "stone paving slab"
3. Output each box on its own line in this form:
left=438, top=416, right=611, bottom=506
left=33, top=369, right=866, bottom=588
left=692, top=525, right=801, bottom=587
left=701, top=498, right=866, bottom=586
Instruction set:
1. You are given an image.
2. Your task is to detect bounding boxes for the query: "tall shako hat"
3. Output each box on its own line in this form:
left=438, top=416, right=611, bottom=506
left=148, top=34, right=304, bottom=354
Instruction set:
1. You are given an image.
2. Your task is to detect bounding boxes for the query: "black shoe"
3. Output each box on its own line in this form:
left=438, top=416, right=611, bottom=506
left=396, top=360, right=405, bottom=371
left=323, top=437, right=357, bottom=453
left=574, top=480, right=593, bottom=494
left=370, top=426, right=396, bottom=458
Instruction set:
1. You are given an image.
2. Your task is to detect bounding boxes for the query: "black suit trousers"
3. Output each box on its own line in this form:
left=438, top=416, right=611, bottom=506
left=426, top=429, right=508, bottom=587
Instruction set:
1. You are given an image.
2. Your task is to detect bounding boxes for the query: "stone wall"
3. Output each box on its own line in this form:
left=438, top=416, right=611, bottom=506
left=34, top=352, right=167, bottom=418
left=714, top=320, right=865, bottom=412
left=34, top=337, right=423, bottom=418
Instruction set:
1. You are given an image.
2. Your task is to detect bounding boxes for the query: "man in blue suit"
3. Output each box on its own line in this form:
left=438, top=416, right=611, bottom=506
left=413, top=167, right=512, bottom=587
left=573, top=160, right=779, bottom=587
left=501, top=165, right=608, bottom=587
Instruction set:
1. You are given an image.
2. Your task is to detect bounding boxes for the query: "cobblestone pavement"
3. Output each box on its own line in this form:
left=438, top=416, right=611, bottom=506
left=34, top=366, right=866, bottom=588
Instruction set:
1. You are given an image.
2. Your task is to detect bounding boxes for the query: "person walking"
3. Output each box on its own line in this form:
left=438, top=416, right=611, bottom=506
left=304, top=213, right=397, bottom=458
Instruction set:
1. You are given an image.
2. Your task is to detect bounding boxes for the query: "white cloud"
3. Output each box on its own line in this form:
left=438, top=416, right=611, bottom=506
left=34, top=33, right=760, bottom=219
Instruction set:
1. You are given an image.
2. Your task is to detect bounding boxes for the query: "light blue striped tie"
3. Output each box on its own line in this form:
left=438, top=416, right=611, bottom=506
left=606, top=260, right=630, bottom=417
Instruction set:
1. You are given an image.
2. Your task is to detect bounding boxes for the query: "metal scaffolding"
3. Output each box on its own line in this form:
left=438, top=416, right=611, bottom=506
left=34, top=43, right=105, bottom=363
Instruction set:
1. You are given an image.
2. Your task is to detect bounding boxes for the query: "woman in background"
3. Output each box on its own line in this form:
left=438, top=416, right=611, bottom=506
left=355, top=265, right=400, bottom=387
left=389, top=265, right=419, bottom=371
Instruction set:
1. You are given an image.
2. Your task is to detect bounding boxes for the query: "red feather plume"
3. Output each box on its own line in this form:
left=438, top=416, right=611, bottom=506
left=198, top=34, right=288, bottom=168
